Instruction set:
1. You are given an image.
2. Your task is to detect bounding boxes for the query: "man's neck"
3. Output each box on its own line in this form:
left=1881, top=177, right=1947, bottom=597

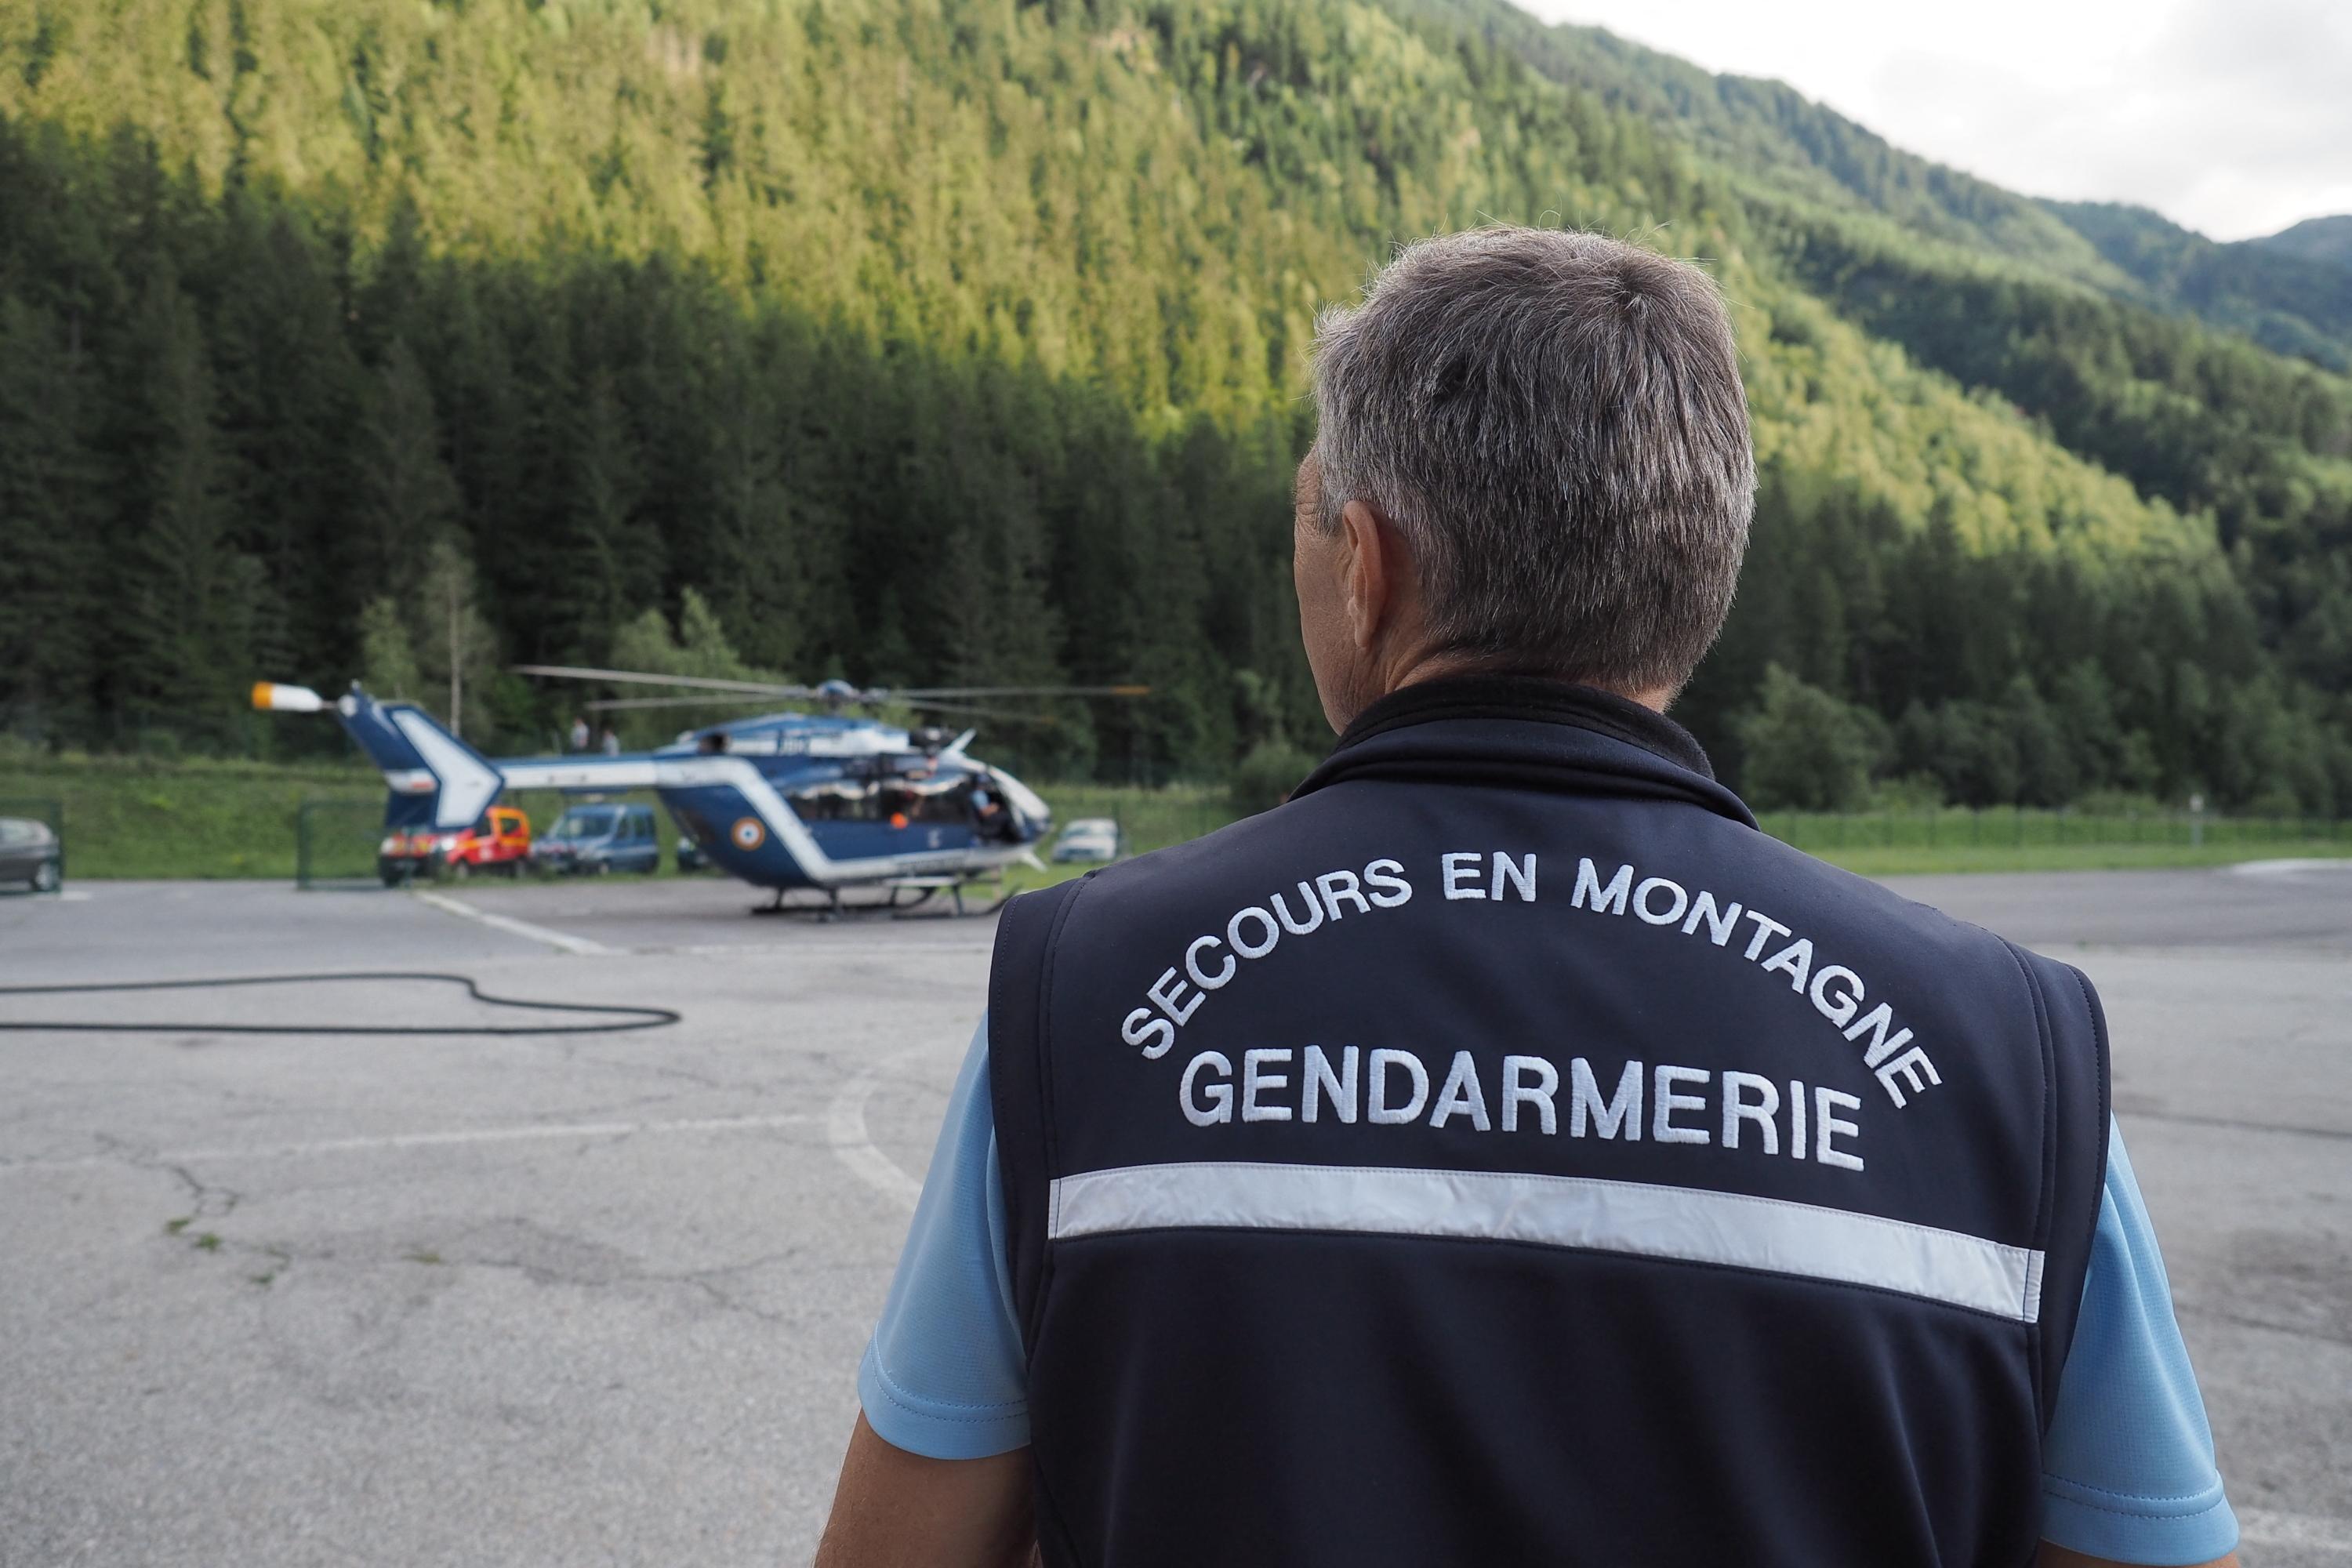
left=1313, top=672, right=1731, bottom=793
left=1364, top=650, right=1671, bottom=721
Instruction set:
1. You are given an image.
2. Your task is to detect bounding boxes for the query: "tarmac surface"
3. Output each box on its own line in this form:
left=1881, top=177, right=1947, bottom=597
left=1, top=863, right=2346, bottom=1566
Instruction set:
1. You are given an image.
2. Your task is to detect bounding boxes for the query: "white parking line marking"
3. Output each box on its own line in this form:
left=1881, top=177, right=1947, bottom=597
left=2239, top=1509, right=2352, bottom=1552
left=0, top=1112, right=816, bottom=1172
left=825, top=1048, right=935, bottom=1210
left=2229, top=857, right=2352, bottom=877
left=410, top=888, right=613, bottom=955
left=651, top=941, right=996, bottom=959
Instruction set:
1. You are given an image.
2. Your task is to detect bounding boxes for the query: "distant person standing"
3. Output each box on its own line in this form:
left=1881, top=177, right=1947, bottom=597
left=569, top=715, right=591, bottom=752
left=818, top=229, right=2239, bottom=1568
left=599, top=724, right=621, bottom=757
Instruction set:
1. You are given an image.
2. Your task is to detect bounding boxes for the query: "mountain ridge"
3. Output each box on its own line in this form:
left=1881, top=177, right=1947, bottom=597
left=2254, top=214, right=2352, bottom=268
left=1425, top=0, right=2352, bottom=372
left=1402, top=0, right=2133, bottom=288
left=2043, top=199, right=2352, bottom=372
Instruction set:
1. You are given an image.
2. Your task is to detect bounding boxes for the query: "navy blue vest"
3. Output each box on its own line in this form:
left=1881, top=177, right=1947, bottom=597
left=990, top=680, right=2108, bottom=1568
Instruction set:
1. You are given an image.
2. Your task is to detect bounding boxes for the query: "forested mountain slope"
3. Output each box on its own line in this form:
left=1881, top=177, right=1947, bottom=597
left=0, top=0, right=2347, bottom=811
left=1395, top=0, right=2128, bottom=289
left=1427, top=0, right=2352, bottom=373
left=2256, top=216, right=2352, bottom=269
left=2046, top=201, right=2352, bottom=372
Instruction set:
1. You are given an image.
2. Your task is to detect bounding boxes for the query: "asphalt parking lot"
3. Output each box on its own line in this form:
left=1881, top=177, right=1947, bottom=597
left=2, top=864, right=2346, bottom=1566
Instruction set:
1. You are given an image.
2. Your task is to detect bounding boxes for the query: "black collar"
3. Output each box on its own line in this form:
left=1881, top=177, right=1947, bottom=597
left=1330, top=675, right=1718, bottom=780
left=1290, top=674, right=1755, bottom=829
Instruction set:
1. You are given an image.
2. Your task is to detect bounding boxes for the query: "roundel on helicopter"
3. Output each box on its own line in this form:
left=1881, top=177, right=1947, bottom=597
left=251, top=666, right=1149, bottom=914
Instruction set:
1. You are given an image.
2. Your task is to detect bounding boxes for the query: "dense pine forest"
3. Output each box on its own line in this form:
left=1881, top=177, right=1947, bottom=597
left=2, top=0, right=2349, bottom=811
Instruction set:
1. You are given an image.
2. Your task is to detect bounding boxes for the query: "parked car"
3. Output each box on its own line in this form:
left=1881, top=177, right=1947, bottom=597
left=0, top=817, right=61, bottom=892
left=531, top=803, right=662, bottom=876
left=1051, top=816, right=1123, bottom=863
left=378, top=806, right=532, bottom=886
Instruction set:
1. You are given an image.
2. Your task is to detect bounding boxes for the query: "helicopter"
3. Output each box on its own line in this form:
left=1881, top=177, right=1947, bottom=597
left=252, top=666, right=1148, bottom=914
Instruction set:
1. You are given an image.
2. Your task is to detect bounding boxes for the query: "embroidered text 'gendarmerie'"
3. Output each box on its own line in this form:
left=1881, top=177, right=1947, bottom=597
left=1175, top=1045, right=1868, bottom=1171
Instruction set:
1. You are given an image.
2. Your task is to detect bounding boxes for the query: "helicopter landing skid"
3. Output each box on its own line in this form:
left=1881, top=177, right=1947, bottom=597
left=749, top=887, right=855, bottom=920
left=884, top=877, right=963, bottom=916
left=749, top=876, right=1006, bottom=921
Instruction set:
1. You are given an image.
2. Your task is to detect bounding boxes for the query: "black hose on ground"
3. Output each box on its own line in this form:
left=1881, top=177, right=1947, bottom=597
left=0, top=971, right=681, bottom=1035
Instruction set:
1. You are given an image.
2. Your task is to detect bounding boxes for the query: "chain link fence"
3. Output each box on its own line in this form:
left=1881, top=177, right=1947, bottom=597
left=296, top=798, right=388, bottom=890
left=1756, top=808, right=2352, bottom=853
left=288, top=789, right=2352, bottom=894
left=1039, top=785, right=1232, bottom=858
left=1028, top=790, right=2351, bottom=869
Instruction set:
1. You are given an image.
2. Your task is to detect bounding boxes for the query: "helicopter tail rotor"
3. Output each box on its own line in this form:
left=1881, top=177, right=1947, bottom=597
left=252, top=681, right=328, bottom=714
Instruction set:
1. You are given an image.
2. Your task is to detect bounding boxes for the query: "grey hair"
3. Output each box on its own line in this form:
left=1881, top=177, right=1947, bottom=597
left=1311, top=227, right=1756, bottom=693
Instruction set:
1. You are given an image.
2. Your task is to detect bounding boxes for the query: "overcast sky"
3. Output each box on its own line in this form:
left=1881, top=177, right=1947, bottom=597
left=1521, top=0, right=2352, bottom=241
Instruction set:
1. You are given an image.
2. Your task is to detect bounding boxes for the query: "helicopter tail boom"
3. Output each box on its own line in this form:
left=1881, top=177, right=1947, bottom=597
left=256, top=681, right=506, bottom=831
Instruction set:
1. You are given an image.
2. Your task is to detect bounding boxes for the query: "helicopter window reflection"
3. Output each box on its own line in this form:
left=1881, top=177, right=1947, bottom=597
left=787, top=773, right=880, bottom=822
left=785, top=760, right=980, bottom=826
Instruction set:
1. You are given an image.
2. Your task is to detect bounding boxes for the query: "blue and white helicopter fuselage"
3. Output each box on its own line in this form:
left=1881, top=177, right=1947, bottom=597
left=257, top=683, right=1052, bottom=898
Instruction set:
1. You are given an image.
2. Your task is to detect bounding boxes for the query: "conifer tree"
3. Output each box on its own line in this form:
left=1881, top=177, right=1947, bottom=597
left=356, top=339, right=463, bottom=588
left=0, top=293, right=101, bottom=740
left=111, top=263, right=255, bottom=742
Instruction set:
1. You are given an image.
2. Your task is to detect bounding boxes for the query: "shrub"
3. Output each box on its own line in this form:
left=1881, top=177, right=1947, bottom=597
left=1868, top=772, right=1947, bottom=812
left=1734, top=666, right=1889, bottom=811
left=1229, top=740, right=1322, bottom=816
left=2071, top=789, right=2167, bottom=816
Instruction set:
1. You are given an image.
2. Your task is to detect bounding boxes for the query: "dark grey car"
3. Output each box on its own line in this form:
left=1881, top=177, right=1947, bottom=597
left=529, top=804, right=662, bottom=876
left=0, top=818, right=60, bottom=891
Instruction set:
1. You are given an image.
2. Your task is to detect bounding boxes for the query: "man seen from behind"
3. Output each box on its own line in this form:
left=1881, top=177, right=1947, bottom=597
left=817, top=227, right=2241, bottom=1568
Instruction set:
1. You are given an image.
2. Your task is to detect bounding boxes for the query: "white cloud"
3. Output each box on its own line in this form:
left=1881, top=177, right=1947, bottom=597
left=1518, top=0, right=2352, bottom=240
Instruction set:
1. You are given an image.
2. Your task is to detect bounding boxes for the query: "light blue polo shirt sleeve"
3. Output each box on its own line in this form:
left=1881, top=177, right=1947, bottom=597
left=2040, top=1120, right=2238, bottom=1564
left=858, top=1048, right=2239, bottom=1558
left=855, top=1018, right=1031, bottom=1459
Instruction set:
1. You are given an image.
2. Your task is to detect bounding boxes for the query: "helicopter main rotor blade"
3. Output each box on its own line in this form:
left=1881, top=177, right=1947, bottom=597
left=514, top=663, right=815, bottom=698
left=579, top=694, right=797, bottom=713
left=887, top=684, right=1151, bottom=699
left=897, top=699, right=1062, bottom=728
left=520, top=663, right=1149, bottom=708
left=573, top=692, right=1059, bottom=725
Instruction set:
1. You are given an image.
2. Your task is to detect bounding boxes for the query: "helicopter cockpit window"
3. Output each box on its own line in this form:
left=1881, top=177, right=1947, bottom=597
left=887, top=768, right=971, bottom=825
left=784, top=760, right=975, bottom=826
left=786, top=771, right=880, bottom=822
left=967, top=780, right=1021, bottom=840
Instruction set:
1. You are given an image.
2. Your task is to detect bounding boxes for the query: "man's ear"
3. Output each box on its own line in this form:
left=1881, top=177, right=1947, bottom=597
left=1338, top=499, right=1392, bottom=652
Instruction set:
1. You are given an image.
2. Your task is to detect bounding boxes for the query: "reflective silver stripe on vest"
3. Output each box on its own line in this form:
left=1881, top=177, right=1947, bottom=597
left=1049, top=1162, right=2045, bottom=1323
